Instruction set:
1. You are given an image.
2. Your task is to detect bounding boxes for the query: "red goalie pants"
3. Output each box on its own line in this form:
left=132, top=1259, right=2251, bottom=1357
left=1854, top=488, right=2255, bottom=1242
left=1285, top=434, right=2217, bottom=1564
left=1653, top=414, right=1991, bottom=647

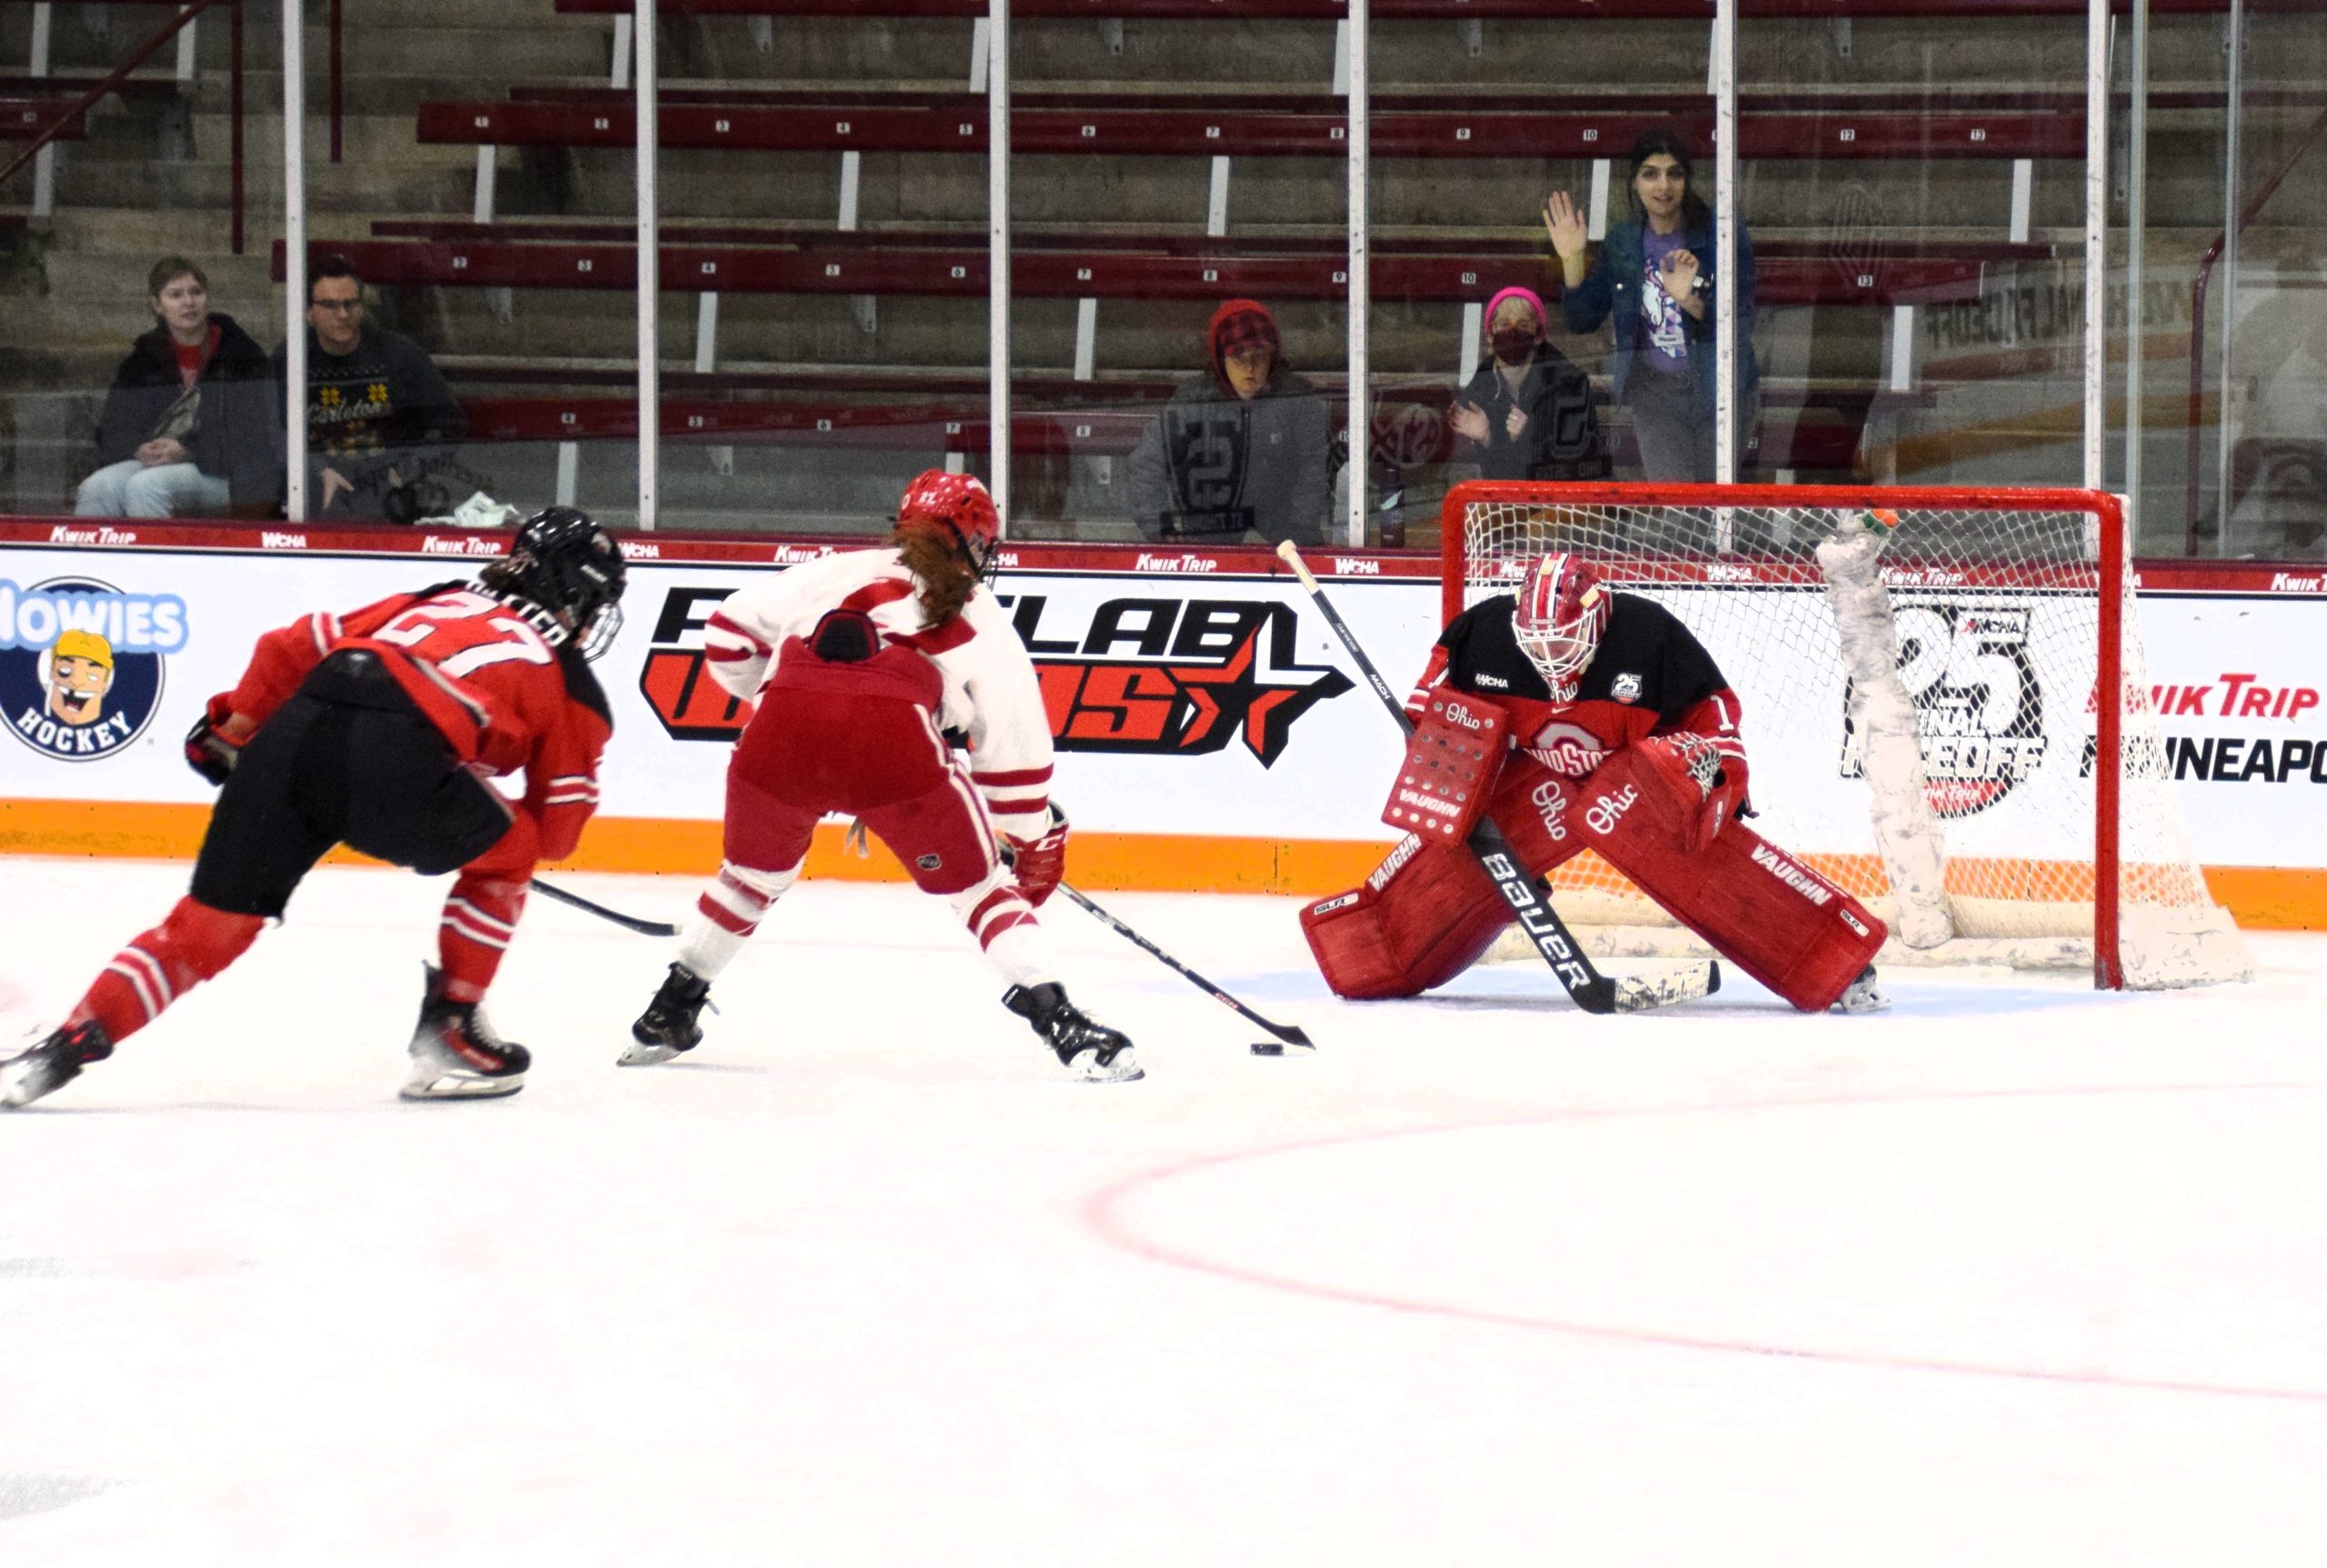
left=722, top=684, right=998, bottom=897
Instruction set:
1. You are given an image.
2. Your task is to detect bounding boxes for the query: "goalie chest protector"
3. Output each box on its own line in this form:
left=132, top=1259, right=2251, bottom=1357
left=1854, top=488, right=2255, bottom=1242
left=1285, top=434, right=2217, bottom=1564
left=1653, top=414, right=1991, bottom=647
left=1383, top=694, right=1509, bottom=844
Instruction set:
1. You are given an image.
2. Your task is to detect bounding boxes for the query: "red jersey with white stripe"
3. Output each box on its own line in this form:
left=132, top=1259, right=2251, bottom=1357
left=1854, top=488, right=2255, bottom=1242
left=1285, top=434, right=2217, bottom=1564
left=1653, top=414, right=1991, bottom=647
left=223, top=584, right=614, bottom=861
left=1411, top=592, right=1746, bottom=785
left=701, top=548, right=1054, bottom=840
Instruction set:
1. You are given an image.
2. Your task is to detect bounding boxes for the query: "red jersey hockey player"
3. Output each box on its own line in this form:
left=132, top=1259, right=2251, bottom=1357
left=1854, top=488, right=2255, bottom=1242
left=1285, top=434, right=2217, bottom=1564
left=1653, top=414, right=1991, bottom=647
left=1301, top=552, right=1888, bottom=1014
left=1, top=508, right=626, bottom=1109
left=624, top=470, right=1140, bottom=1083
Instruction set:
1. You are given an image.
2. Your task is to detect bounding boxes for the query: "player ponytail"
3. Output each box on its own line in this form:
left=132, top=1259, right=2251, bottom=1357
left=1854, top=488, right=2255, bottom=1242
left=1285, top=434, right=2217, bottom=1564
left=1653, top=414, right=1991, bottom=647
left=892, top=525, right=977, bottom=629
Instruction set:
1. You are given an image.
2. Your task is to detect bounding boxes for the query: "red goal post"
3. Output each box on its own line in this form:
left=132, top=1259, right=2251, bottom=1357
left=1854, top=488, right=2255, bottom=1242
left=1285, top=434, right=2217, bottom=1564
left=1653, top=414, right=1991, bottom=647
left=1438, top=481, right=2250, bottom=990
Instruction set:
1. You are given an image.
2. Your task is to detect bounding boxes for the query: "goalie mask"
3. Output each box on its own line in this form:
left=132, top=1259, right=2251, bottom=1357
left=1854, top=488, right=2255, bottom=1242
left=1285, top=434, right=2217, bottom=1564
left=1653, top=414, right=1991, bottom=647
left=1513, top=552, right=1611, bottom=696
left=897, top=469, right=1003, bottom=584
left=484, top=506, right=629, bottom=661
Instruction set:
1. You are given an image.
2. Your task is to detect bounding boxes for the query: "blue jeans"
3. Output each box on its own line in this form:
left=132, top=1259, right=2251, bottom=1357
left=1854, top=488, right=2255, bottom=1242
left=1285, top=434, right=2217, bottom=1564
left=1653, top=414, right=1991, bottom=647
left=75, top=460, right=233, bottom=518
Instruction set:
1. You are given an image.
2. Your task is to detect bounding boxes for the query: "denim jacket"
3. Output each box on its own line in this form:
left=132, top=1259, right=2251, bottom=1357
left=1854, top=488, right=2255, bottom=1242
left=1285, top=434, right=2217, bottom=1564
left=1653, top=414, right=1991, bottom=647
left=1560, top=213, right=1758, bottom=419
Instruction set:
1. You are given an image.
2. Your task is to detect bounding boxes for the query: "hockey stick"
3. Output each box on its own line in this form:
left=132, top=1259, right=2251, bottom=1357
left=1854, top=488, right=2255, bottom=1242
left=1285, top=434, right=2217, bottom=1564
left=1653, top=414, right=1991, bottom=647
left=532, top=877, right=680, bottom=937
left=1056, top=884, right=1315, bottom=1052
left=1274, top=541, right=1717, bottom=1016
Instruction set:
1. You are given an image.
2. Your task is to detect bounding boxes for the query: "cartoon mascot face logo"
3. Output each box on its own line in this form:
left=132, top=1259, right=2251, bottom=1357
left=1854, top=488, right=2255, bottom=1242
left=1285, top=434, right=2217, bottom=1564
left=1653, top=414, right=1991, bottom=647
left=1, top=576, right=185, bottom=762
left=45, top=629, right=116, bottom=727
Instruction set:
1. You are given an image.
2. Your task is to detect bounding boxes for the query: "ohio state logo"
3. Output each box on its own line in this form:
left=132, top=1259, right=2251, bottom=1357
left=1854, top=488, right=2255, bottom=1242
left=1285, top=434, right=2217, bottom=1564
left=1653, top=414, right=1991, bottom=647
left=1840, top=602, right=2048, bottom=817
left=1524, top=718, right=1610, bottom=777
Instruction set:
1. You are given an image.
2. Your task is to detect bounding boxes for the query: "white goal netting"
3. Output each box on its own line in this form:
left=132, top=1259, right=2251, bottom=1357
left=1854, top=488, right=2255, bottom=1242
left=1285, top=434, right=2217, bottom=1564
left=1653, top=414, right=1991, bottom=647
left=1449, top=483, right=2249, bottom=989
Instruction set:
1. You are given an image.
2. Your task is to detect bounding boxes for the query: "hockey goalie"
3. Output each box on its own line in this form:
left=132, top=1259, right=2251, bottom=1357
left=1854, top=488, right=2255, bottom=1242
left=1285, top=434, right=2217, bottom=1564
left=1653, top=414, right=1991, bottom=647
left=1301, top=553, right=1890, bottom=1014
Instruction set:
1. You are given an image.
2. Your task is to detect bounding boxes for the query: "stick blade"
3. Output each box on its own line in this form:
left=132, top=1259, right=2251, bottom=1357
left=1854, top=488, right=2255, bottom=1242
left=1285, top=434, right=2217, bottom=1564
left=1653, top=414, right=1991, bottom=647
left=1608, top=960, right=1722, bottom=1014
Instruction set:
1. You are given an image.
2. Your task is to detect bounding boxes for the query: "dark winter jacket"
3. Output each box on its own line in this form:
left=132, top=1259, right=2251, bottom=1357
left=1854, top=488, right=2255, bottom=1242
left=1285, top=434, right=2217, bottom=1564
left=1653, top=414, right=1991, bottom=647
left=271, top=325, right=466, bottom=520
left=1561, top=212, right=1759, bottom=420
left=1453, top=344, right=1613, bottom=482
left=92, top=311, right=280, bottom=510
left=1127, top=373, right=1333, bottom=547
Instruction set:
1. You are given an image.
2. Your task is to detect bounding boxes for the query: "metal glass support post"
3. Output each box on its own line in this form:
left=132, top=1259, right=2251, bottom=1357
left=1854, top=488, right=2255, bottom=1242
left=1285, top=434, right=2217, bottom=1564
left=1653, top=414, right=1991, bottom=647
left=2215, top=0, right=2245, bottom=556
left=2124, top=0, right=2151, bottom=541
left=635, top=0, right=661, bottom=531
left=1345, top=0, right=1369, bottom=547
left=989, top=2, right=1012, bottom=531
left=282, top=0, right=307, bottom=522
left=1714, top=0, right=1737, bottom=484
left=2082, top=0, right=2109, bottom=489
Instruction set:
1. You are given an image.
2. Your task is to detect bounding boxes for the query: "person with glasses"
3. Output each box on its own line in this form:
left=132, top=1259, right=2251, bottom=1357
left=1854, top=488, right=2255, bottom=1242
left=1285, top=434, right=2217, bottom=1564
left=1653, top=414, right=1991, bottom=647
left=271, top=255, right=467, bottom=522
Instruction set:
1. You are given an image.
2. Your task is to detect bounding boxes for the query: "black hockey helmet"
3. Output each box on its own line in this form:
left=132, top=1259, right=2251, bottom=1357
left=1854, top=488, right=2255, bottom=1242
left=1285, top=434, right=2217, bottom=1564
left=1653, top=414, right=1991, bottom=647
left=484, top=506, right=628, bottom=660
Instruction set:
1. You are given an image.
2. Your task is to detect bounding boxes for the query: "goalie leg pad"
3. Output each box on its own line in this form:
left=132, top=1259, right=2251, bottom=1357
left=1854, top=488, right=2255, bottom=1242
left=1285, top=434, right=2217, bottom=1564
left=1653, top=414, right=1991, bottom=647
left=1576, top=746, right=1886, bottom=1013
left=1301, top=836, right=1512, bottom=1000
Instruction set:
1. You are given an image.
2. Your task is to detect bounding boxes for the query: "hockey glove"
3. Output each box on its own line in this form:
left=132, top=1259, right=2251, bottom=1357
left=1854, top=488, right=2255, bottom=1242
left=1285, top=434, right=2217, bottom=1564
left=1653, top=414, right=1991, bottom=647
left=1003, top=805, right=1070, bottom=907
left=183, top=697, right=246, bottom=787
left=1635, top=734, right=1745, bottom=854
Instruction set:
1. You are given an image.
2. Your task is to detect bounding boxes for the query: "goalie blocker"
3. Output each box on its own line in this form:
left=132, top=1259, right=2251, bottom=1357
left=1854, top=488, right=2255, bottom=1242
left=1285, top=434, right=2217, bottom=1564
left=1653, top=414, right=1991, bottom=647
left=1303, top=709, right=1885, bottom=1013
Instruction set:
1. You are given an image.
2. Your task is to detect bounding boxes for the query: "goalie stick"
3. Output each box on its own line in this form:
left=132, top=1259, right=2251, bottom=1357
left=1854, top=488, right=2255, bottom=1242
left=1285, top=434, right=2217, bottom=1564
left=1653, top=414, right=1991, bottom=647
left=1057, top=884, right=1315, bottom=1052
left=532, top=877, right=679, bottom=937
left=1274, top=541, right=1717, bottom=1016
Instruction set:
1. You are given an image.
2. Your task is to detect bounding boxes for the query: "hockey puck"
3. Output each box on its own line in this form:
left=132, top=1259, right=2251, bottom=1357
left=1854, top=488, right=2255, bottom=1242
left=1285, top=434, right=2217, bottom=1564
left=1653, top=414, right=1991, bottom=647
left=1250, top=1041, right=1284, bottom=1056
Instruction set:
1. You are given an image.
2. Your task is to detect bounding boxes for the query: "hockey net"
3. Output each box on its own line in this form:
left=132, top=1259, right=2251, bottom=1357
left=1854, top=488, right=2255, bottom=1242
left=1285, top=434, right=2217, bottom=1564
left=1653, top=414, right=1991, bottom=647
left=1445, top=481, right=2249, bottom=989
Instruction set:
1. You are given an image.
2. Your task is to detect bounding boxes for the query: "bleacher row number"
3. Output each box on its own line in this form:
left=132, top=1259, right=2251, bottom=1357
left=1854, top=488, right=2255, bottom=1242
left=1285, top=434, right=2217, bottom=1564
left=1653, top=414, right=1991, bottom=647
left=1333, top=271, right=1348, bottom=284
left=951, top=266, right=967, bottom=279
left=472, top=115, right=490, bottom=130
left=702, top=262, right=716, bottom=275
left=1077, top=268, right=1094, bottom=282
left=1331, top=126, right=1346, bottom=141
left=818, top=419, right=834, bottom=432
left=593, top=117, right=610, bottom=133
left=1461, top=272, right=1478, bottom=285
left=1082, top=125, right=1097, bottom=138
left=1583, top=128, right=1598, bottom=142
left=563, top=413, right=578, bottom=427
left=1455, top=128, right=1471, bottom=142
left=453, top=256, right=469, bottom=270
left=958, top=124, right=975, bottom=136
left=1970, top=127, right=1988, bottom=142
left=1203, top=269, right=1218, bottom=282
left=836, top=122, right=852, bottom=135
left=946, top=422, right=964, bottom=435
left=1839, top=127, right=1856, bottom=143
left=576, top=259, right=593, bottom=274
left=715, top=120, right=731, bottom=134
left=825, top=265, right=843, bottom=277
left=688, top=415, right=706, bottom=429
left=1859, top=274, right=1875, bottom=287
left=1206, top=126, right=1222, bottom=140
left=1076, top=424, right=1093, bottom=438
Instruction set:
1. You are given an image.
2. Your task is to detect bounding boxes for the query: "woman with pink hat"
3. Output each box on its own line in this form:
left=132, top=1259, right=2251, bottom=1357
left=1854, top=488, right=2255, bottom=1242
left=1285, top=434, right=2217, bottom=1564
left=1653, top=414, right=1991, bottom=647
left=1448, top=285, right=1611, bottom=483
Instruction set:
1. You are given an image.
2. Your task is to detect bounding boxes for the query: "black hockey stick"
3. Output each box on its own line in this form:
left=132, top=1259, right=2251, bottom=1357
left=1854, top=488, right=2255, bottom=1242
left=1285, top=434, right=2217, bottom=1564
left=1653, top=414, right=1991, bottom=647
left=1274, top=541, right=1716, bottom=1016
left=1057, top=884, right=1315, bottom=1053
left=532, top=877, right=680, bottom=937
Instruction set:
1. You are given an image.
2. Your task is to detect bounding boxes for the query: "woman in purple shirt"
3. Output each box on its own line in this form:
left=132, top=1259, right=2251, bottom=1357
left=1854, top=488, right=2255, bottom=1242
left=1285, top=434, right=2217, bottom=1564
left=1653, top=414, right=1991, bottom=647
left=1543, top=127, right=1758, bottom=482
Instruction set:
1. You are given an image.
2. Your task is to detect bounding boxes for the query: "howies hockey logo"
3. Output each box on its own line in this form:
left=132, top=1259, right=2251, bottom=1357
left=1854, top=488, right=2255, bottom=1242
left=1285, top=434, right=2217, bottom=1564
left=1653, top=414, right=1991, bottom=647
left=637, top=586, right=758, bottom=741
left=0, top=577, right=184, bottom=762
left=1840, top=602, right=2047, bottom=817
left=1004, top=594, right=1352, bottom=764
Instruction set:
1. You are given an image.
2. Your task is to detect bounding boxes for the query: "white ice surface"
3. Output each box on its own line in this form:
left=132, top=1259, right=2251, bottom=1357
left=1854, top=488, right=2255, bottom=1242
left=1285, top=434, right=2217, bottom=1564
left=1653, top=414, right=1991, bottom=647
left=3, top=857, right=2326, bottom=1567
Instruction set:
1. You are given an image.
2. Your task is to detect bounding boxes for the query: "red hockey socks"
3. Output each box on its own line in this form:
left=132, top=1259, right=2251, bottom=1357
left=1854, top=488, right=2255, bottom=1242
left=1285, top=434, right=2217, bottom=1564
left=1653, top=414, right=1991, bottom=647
left=439, top=874, right=528, bottom=1003
left=72, top=896, right=265, bottom=1044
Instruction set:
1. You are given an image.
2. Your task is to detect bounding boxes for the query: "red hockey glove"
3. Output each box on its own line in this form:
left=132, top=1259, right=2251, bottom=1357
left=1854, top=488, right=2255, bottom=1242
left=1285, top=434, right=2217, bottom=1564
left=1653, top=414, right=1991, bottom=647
left=183, top=695, right=246, bottom=787
left=1634, top=734, right=1743, bottom=854
left=1004, top=805, right=1070, bottom=907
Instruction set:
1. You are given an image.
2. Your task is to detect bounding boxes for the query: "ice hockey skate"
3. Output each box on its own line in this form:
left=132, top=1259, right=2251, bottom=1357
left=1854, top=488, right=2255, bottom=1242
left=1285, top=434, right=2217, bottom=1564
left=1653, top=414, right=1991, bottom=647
left=1003, top=983, right=1143, bottom=1084
left=0, top=1020, right=113, bottom=1109
left=403, top=965, right=531, bottom=1101
left=1831, top=965, right=1889, bottom=1014
left=623, top=963, right=712, bottom=1065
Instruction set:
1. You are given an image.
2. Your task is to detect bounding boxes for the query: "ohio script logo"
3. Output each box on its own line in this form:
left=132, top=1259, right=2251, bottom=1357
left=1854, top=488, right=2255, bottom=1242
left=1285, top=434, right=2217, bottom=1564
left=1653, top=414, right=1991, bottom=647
left=1840, top=601, right=2046, bottom=817
left=0, top=576, right=186, bottom=762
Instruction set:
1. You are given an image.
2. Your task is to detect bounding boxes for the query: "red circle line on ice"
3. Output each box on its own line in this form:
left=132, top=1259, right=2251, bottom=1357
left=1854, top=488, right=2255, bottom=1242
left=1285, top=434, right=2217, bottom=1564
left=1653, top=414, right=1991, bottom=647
left=1080, top=1082, right=2327, bottom=1406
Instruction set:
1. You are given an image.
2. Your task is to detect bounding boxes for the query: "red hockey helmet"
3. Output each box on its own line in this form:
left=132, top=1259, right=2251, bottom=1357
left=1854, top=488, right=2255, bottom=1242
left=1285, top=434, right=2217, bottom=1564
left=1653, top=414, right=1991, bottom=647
left=1513, top=552, right=1611, bottom=694
left=897, top=468, right=1003, bottom=583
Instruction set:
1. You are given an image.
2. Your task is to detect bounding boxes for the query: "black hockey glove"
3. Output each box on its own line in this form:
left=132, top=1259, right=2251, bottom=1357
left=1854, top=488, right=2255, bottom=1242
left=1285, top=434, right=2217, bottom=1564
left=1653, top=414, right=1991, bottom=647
left=184, top=700, right=244, bottom=787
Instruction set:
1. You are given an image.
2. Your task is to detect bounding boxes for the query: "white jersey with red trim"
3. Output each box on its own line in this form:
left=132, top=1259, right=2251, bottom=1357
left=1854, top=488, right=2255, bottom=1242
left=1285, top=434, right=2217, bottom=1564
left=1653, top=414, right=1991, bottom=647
left=699, top=547, right=1055, bottom=840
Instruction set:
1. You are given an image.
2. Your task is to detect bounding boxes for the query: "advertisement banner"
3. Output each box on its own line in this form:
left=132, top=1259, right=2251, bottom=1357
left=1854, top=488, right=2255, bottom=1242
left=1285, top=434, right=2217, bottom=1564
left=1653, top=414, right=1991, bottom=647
left=1, top=522, right=2324, bottom=923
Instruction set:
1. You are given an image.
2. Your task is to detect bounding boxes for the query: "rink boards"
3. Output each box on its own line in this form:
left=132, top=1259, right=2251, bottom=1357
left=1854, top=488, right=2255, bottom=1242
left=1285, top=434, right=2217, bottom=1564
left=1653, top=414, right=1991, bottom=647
left=0, top=520, right=2322, bottom=926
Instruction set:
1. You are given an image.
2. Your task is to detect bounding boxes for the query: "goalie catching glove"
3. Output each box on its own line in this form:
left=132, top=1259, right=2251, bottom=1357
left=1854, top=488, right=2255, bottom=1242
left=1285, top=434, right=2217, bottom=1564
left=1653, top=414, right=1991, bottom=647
left=1001, top=804, right=1070, bottom=907
left=183, top=696, right=248, bottom=786
left=1631, top=733, right=1747, bottom=854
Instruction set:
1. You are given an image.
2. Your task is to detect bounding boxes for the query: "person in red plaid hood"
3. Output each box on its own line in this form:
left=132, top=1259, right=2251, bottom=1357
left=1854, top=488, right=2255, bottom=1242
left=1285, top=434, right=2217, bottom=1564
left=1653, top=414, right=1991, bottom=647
left=1127, top=297, right=1332, bottom=547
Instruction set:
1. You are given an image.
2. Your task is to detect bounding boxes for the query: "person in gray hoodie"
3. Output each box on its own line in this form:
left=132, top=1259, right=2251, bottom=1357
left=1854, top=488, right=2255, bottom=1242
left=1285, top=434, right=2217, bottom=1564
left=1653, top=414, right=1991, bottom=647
left=1127, top=298, right=1331, bottom=547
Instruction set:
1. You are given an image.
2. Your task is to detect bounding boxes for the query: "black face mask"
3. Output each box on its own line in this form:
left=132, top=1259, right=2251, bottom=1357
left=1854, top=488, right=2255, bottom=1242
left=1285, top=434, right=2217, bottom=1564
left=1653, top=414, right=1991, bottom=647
left=1491, top=329, right=1540, bottom=365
